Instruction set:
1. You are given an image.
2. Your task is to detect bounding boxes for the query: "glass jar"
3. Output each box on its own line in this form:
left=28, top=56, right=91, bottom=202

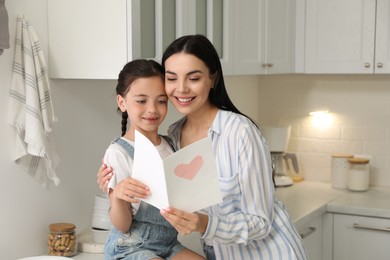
left=331, top=154, right=354, bottom=189
left=347, top=158, right=370, bottom=191
left=48, top=223, right=77, bottom=257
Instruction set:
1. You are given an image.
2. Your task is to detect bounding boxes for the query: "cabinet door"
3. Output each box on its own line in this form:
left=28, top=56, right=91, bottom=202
left=295, top=215, right=323, bottom=260
left=232, top=0, right=264, bottom=75
left=305, top=0, right=376, bottom=74
left=333, top=214, right=390, bottom=260
left=264, top=0, right=303, bottom=74
left=48, top=0, right=128, bottom=79
left=374, top=0, right=390, bottom=74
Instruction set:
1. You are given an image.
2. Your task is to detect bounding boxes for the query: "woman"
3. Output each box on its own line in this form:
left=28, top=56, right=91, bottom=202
left=98, top=35, right=307, bottom=260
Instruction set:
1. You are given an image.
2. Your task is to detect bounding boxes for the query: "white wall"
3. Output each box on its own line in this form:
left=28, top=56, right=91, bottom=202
left=2, top=1, right=390, bottom=259
left=1, top=1, right=118, bottom=259
left=256, top=75, right=390, bottom=188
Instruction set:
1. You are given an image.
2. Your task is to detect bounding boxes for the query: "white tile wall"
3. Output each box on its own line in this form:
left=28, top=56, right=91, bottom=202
left=256, top=74, right=390, bottom=188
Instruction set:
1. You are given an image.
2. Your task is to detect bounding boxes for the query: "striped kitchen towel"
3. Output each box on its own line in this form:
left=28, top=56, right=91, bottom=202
left=8, top=14, right=60, bottom=187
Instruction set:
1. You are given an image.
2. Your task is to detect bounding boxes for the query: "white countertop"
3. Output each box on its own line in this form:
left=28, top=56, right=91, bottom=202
left=73, top=181, right=390, bottom=259
left=276, top=181, right=390, bottom=226
left=327, top=185, right=390, bottom=218
left=275, top=181, right=344, bottom=226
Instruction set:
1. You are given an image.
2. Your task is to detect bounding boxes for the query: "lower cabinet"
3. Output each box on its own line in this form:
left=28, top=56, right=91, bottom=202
left=295, top=213, right=324, bottom=260
left=333, top=214, right=390, bottom=260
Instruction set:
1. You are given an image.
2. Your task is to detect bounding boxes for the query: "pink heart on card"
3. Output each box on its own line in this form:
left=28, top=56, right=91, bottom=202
left=174, top=155, right=204, bottom=180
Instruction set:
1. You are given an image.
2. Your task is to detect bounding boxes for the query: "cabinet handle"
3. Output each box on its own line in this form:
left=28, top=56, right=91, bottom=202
left=262, top=63, right=274, bottom=69
left=299, top=227, right=316, bottom=239
left=353, top=223, right=390, bottom=233
left=364, top=63, right=371, bottom=68
left=377, top=63, right=383, bottom=68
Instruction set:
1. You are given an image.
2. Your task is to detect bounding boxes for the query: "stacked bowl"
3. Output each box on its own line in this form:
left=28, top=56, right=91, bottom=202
left=91, top=194, right=111, bottom=243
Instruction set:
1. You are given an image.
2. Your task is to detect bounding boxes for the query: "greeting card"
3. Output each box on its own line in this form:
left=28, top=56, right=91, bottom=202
left=132, top=130, right=222, bottom=212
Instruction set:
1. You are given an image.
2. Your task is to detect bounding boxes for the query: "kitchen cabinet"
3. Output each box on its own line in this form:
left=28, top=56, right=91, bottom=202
left=48, top=0, right=303, bottom=78
left=228, top=0, right=304, bottom=75
left=305, top=0, right=390, bottom=74
left=48, top=0, right=176, bottom=79
left=295, top=213, right=324, bottom=260
left=333, top=213, right=390, bottom=260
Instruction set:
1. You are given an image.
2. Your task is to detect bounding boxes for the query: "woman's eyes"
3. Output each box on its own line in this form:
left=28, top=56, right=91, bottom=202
left=136, top=100, right=146, bottom=104
left=166, top=77, right=200, bottom=82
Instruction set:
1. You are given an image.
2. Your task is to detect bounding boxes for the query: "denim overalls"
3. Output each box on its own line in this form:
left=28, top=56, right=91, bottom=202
left=104, top=137, right=185, bottom=260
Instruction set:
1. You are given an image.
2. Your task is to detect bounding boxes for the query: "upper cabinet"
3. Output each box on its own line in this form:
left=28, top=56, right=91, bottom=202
left=229, top=0, right=304, bottom=75
left=48, top=0, right=176, bottom=79
left=305, top=0, right=390, bottom=74
left=48, top=0, right=303, bottom=79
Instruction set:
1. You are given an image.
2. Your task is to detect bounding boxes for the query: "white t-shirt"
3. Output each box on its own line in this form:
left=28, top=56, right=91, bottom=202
left=104, top=136, right=174, bottom=215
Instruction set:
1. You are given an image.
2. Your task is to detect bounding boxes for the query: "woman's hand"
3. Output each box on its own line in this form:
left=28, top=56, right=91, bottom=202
left=97, top=160, right=113, bottom=193
left=160, top=208, right=209, bottom=235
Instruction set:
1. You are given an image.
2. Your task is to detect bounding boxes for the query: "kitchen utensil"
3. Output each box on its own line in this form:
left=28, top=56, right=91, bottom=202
left=262, top=125, right=302, bottom=187
left=271, top=152, right=300, bottom=187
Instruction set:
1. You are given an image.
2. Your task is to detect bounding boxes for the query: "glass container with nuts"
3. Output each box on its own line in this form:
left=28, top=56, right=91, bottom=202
left=48, top=223, right=77, bottom=257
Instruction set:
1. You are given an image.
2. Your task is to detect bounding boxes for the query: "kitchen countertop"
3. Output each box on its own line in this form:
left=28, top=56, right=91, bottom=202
left=276, top=181, right=390, bottom=226
left=72, top=181, right=390, bottom=259
left=327, top=185, right=390, bottom=218
left=275, top=181, right=344, bottom=226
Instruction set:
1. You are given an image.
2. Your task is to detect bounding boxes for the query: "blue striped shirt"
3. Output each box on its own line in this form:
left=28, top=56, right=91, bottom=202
left=168, top=110, right=308, bottom=260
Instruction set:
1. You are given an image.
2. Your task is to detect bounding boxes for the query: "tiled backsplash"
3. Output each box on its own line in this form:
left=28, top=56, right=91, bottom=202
left=229, top=74, right=390, bottom=188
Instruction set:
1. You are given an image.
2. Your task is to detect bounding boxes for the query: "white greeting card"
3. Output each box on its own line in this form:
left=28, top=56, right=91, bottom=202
left=132, top=130, right=222, bottom=212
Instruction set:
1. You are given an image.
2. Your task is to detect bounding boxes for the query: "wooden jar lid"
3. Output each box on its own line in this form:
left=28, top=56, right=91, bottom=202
left=348, top=158, right=369, bottom=164
left=49, top=223, right=76, bottom=232
left=331, top=153, right=354, bottom=158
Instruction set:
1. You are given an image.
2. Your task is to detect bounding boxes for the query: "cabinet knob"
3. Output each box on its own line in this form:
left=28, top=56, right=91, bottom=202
left=364, top=63, right=371, bottom=68
left=377, top=63, right=383, bottom=68
left=262, top=63, right=274, bottom=69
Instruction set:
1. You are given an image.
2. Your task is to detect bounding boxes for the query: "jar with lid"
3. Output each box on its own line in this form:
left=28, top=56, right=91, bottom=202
left=331, top=154, right=354, bottom=189
left=48, top=223, right=77, bottom=257
left=347, top=158, right=370, bottom=191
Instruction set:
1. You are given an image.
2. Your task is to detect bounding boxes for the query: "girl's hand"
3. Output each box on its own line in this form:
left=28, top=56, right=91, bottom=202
left=160, top=207, right=209, bottom=235
left=112, top=177, right=150, bottom=204
left=97, top=160, right=113, bottom=193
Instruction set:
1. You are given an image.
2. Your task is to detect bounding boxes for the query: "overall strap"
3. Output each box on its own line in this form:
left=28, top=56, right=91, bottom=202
left=113, top=137, right=134, bottom=158
left=113, top=135, right=175, bottom=158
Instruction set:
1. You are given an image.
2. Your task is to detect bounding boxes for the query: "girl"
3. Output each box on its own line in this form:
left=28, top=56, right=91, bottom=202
left=103, top=59, right=204, bottom=260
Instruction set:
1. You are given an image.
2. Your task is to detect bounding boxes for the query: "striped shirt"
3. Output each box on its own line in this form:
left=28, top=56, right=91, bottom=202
left=168, top=110, right=308, bottom=260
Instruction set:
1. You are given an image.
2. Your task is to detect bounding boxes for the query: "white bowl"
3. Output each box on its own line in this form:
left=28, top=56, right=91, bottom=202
left=91, top=213, right=111, bottom=230
left=94, top=194, right=110, bottom=208
left=91, top=227, right=109, bottom=244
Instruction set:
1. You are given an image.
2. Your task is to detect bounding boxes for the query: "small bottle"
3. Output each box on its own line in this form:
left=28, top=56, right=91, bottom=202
left=331, top=154, right=354, bottom=189
left=347, top=158, right=370, bottom=191
left=48, top=223, right=77, bottom=257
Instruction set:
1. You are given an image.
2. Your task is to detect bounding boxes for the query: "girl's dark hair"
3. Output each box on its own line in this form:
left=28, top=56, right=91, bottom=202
left=161, top=34, right=257, bottom=126
left=116, top=59, right=164, bottom=136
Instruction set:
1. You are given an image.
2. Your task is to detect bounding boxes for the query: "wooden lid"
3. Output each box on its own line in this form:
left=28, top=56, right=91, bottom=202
left=331, top=153, right=354, bottom=158
left=348, top=158, right=369, bottom=164
left=49, top=223, right=76, bottom=232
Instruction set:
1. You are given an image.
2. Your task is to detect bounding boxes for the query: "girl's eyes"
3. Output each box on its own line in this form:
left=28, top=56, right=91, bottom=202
left=135, top=99, right=167, bottom=104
